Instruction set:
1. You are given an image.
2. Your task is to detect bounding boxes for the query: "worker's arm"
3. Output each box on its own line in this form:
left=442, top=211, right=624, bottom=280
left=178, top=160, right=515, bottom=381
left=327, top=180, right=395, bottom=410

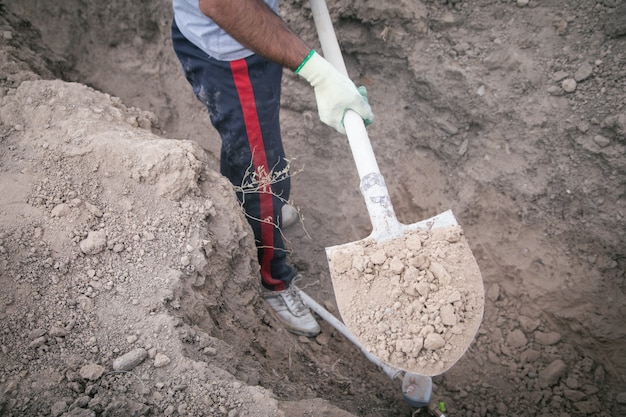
left=198, top=0, right=374, bottom=133
left=198, top=0, right=309, bottom=70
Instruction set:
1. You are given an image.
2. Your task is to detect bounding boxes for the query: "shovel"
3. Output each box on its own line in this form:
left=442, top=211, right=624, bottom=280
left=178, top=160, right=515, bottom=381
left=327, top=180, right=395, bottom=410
left=309, top=0, right=484, bottom=376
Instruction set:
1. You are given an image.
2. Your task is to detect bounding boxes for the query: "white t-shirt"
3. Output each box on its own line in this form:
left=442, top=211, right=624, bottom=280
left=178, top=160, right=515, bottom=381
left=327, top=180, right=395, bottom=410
left=173, top=0, right=279, bottom=61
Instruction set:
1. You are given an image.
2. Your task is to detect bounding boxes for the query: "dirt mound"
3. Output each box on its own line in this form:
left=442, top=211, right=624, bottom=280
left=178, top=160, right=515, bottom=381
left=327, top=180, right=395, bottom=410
left=1, top=1, right=625, bottom=416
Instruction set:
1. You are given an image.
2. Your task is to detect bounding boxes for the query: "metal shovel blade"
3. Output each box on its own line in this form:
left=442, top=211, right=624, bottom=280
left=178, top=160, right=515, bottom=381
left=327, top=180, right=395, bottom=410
left=309, top=0, right=485, bottom=376
left=325, top=210, right=484, bottom=376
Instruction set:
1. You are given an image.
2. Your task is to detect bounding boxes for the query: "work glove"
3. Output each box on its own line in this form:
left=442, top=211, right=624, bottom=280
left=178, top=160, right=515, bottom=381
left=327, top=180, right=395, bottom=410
left=296, top=50, right=374, bottom=135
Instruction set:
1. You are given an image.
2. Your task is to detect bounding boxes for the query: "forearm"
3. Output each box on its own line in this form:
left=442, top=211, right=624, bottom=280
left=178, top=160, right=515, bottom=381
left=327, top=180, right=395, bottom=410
left=198, top=0, right=310, bottom=70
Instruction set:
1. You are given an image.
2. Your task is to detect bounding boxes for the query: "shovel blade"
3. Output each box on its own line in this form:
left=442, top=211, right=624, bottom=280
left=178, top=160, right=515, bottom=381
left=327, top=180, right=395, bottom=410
left=326, top=210, right=484, bottom=376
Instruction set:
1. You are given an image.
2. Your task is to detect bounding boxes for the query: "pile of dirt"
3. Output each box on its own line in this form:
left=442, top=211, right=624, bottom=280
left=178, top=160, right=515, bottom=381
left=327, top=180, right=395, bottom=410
left=1, top=0, right=625, bottom=416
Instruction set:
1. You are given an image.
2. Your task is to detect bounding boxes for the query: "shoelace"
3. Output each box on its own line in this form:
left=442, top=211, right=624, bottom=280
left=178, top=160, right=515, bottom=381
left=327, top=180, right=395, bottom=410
left=280, top=286, right=308, bottom=316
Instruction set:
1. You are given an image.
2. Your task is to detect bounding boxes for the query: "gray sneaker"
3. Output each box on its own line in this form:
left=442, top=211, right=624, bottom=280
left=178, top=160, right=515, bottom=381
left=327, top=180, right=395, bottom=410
left=261, top=285, right=321, bottom=337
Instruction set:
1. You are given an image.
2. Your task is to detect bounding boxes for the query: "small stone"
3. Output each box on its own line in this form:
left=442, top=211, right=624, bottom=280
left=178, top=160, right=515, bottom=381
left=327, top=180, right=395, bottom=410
left=405, top=233, right=422, bottom=250
left=112, top=348, right=148, bottom=371
left=534, top=331, right=562, bottom=345
left=424, top=333, right=445, bottom=350
left=85, top=202, right=104, bottom=217
left=574, top=63, right=593, bottom=82
left=440, top=304, right=457, bottom=326
left=390, top=257, right=405, bottom=275
left=506, top=329, right=528, bottom=348
left=593, top=135, right=610, bottom=147
left=79, top=230, right=107, bottom=255
left=486, top=283, right=500, bottom=301
left=574, top=397, right=601, bottom=414
left=520, top=349, right=541, bottom=365
left=51, top=203, right=71, bottom=218
left=29, top=335, right=48, bottom=348
left=429, top=262, right=451, bottom=285
left=27, top=329, right=47, bottom=340
left=458, top=139, right=468, bottom=156
left=562, top=78, right=577, bottom=93
left=553, top=18, right=568, bottom=35
left=79, top=363, right=105, bottom=381
left=538, top=359, right=567, bottom=387
left=565, top=376, right=580, bottom=389
left=415, top=282, right=430, bottom=297
left=517, top=0, right=529, bottom=6
left=315, top=332, right=331, bottom=346
left=154, top=353, right=171, bottom=368
left=552, top=71, right=569, bottom=82
left=49, top=326, right=68, bottom=338
left=51, top=400, right=68, bottom=417
left=519, top=316, right=541, bottom=332
left=547, top=86, right=563, bottom=96
left=370, top=250, right=387, bottom=265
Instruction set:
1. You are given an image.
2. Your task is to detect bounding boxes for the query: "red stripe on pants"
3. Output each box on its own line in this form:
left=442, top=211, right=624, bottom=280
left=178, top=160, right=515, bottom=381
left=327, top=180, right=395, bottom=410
left=230, top=59, right=282, bottom=288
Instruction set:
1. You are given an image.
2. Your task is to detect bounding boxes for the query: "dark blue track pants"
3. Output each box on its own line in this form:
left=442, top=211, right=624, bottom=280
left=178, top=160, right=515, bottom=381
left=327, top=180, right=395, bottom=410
left=172, top=21, right=296, bottom=291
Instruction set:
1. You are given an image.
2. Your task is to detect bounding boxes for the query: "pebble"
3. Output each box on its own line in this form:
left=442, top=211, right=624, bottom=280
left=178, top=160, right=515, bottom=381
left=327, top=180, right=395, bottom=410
left=519, top=316, right=541, bottom=332
left=50, top=400, right=68, bottom=417
left=506, top=329, right=528, bottom=348
left=520, top=349, right=541, bottom=365
left=534, top=331, right=562, bottom=345
left=28, top=329, right=47, bottom=340
left=154, top=352, right=171, bottom=368
left=593, top=135, right=610, bottom=147
left=79, top=363, right=105, bottom=381
left=574, top=63, right=593, bottom=82
left=424, top=333, right=445, bottom=350
left=49, top=326, right=68, bottom=338
left=486, top=283, right=500, bottom=301
left=112, top=348, right=148, bottom=371
left=315, top=332, right=331, bottom=346
left=112, top=243, right=125, bottom=253
left=547, top=86, right=564, bottom=96
left=370, top=250, right=387, bottom=265
left=538, top=359, right=567, bottom=387
left=390, top=257, right=405, bottom=274
left=440, top=304, right=457, bottom=326
left=29, top=336, right=46, bottom=348
left=51, top=203, right=71, bottom=217
left=85, top=202, right=104, bottom=217
left=517, top=0, right=529, bottom=7
left=553, top=71, right=569, bottom=82
left=561, top=78, right=577, bottom=93
left=79, top=230, right=107, bottom=255
left=565, top=376, right=580, bottom=389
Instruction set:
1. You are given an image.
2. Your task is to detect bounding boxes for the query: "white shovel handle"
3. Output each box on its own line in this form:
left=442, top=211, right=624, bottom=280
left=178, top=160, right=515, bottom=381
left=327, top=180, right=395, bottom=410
left=309, top=0, right=402, bottom=241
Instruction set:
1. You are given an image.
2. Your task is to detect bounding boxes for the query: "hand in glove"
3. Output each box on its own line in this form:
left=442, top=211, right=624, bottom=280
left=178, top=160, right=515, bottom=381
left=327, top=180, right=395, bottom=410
left=296, top=50, right=374, bottom=134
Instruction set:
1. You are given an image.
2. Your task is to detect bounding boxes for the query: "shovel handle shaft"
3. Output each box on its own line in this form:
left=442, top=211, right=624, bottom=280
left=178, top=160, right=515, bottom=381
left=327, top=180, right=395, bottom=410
left=298, top=290, right=403, bottom=381
left=309, top=0, right=402, bottom=240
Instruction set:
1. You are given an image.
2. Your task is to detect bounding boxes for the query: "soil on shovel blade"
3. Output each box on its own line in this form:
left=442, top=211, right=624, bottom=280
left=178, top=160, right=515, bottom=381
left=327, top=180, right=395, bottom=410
left=1, top=1, right=625, bottom=417
left=328, top=225, right=484, bottom=376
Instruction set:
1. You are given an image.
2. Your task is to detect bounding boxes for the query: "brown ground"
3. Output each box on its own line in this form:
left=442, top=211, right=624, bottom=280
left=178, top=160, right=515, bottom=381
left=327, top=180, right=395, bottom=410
left=1, top=0, right=625, bottom=416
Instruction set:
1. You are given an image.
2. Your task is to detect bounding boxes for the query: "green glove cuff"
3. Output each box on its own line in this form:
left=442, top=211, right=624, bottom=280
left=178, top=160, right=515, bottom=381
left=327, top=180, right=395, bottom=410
left=295, top=50, right=316, bottom=74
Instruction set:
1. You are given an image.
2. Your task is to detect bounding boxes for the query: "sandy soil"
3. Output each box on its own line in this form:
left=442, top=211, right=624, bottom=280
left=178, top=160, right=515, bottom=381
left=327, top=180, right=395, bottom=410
left=1, top=0, right=625, bottom=416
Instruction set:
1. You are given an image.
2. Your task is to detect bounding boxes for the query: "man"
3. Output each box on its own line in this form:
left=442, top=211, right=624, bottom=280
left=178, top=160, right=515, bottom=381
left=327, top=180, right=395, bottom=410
left=171, top=0, right=374, bottom=337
